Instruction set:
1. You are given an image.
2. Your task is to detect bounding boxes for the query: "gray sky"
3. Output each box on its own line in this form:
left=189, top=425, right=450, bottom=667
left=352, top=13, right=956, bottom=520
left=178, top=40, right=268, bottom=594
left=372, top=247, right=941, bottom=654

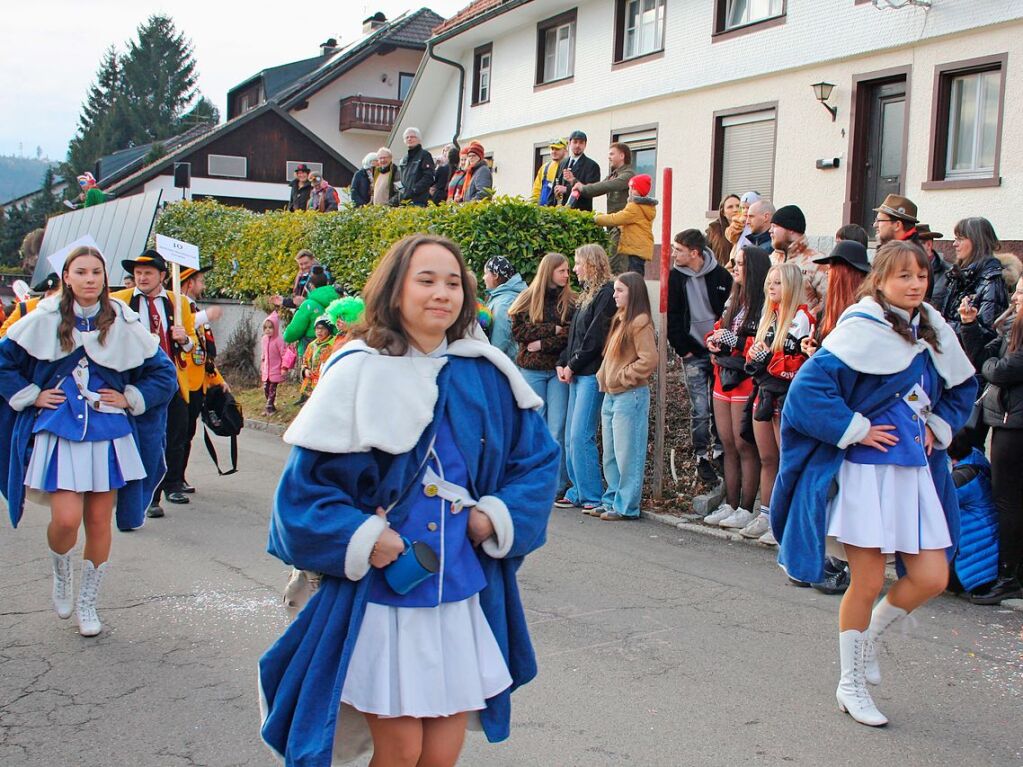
left=0, top=1, right=467, bottom=160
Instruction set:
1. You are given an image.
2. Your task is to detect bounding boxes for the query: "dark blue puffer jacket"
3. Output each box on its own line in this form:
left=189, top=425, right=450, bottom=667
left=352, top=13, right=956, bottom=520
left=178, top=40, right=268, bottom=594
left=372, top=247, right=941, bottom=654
left=952, top=448, right=999, bottom=592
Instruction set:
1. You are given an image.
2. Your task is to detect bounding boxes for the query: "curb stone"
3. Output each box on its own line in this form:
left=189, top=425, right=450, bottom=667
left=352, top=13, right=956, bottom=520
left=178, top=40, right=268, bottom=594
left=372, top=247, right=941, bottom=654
left=642, top=492, right=1023, bottom=614
left=244, top=418, right=286, bottom=436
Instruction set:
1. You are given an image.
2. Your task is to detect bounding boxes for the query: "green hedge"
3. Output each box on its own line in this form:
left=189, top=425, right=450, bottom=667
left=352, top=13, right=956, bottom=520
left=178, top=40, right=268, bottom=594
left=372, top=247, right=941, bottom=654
left=154, top=197, right=609, bottom=298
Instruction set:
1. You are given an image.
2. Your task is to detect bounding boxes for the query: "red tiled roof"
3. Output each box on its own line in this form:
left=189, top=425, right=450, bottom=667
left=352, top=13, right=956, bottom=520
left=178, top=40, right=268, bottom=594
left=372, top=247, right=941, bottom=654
left=433, top=0, right=506, bottom=35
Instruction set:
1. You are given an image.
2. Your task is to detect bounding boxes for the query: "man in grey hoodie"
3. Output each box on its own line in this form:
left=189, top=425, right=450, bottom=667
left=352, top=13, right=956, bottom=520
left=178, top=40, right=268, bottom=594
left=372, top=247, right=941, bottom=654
left=666, top=229, right=733, bottom=483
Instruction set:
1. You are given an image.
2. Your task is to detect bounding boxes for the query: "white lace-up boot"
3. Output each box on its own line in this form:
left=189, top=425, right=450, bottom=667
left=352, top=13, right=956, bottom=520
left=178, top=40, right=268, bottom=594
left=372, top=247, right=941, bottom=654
left=76, top=560, right=109, bottom=637
left=864, top=597, right=907, bottom=686
left=49, top=548, right=74, bottom=619
left=836, top=630, right=888, bottom=726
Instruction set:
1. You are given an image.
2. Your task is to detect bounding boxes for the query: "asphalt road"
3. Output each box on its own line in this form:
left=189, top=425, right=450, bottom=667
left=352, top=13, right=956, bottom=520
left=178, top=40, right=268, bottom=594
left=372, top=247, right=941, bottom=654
left=1, top=429, right=1020, bottom=767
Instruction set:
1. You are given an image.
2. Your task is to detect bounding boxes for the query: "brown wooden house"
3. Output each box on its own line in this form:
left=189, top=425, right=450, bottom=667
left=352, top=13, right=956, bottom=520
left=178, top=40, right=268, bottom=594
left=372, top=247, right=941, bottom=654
left=102, top=104, right=356, bottom=212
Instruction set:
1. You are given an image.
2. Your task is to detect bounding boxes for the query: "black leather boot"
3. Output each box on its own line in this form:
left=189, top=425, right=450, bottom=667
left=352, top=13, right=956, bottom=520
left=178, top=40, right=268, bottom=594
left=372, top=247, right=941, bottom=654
left=970, top=564, right=1023, bottom=605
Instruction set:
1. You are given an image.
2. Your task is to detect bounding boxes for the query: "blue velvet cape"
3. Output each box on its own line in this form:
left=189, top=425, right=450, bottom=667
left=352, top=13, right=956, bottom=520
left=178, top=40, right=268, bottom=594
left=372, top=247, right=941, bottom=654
left=0, top=339, right=178, bottom=530
left=259, top=354, right=559, bottom=767
left=772, top=347, right=976, bottom=584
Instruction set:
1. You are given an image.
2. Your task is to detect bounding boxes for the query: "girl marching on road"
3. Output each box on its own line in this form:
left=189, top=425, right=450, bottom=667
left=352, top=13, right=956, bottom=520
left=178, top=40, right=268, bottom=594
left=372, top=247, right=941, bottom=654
left=0, top=245, right=178, bottom=636
left=259, top=234, right=559, bottom=766
left=772, top=241, right=976, bottom=726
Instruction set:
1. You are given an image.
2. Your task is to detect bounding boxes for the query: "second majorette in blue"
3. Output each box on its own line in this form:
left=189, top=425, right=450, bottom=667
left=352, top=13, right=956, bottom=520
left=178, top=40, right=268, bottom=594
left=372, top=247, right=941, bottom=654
left=772, top=241, right=976, bottom=728
left=259, top=234, right=559, bottom=766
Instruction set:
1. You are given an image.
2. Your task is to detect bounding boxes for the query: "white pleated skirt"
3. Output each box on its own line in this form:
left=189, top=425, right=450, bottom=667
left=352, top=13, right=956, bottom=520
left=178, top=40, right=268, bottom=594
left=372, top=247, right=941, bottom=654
left=24, top=431, right=146, bottom=496
left=826, top=461, right=952, bottom=560
left=340, top=593, right=512, bottom=719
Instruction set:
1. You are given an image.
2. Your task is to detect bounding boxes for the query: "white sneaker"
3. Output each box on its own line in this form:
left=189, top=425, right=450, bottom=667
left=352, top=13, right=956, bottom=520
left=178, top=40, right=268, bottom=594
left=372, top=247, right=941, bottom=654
left=739, top=514, right=771, bottom=539
left=758, top=529, right=778, bottom=546
left=703, top=504, right=735, bottom=525
left=719, top=507, right=754, bottom=529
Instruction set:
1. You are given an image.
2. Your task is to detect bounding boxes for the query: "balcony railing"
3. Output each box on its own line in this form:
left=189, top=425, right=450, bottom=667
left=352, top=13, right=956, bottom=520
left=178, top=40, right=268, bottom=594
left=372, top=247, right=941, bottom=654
left=339, top=95, right=402, bottom=132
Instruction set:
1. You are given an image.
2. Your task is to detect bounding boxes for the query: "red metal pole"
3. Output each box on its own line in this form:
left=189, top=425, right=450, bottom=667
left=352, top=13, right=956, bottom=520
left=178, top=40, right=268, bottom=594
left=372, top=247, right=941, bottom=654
left=652, top=167, right=672, bottom=499
left=659, top=168, right=673, bottom=313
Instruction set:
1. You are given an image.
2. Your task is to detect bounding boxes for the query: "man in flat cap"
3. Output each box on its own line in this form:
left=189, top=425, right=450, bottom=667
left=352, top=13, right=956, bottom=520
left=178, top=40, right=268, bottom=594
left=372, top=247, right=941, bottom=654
left=112, top=251, right=197, bottom=515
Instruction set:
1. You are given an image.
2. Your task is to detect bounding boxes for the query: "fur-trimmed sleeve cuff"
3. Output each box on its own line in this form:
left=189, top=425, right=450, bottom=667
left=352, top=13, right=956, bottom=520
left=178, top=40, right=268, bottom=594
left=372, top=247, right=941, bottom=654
left=837, top=412, right=871, bottom=449
left=925, top=413, right=953, bottom=450
left=8, top=383, right=40, bottom=412
left=123, top=385, right=146, bottom=416
left=344, top=514, right=388, bottom=581
left=475, top=495, right=514, bottom=559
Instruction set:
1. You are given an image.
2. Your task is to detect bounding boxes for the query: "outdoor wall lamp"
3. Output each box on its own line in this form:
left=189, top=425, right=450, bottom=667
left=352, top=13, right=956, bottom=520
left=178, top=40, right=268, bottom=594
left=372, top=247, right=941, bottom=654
left=811, top=81, right=837, bottom=121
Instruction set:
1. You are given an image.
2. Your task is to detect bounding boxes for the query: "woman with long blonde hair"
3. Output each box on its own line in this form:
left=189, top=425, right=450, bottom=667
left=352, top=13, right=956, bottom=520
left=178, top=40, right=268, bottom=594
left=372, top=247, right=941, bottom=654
left=0, top=246, right=178, bottom=637
left=554, top=244, right=616, bottom=512
left=733, top=263, right=814, bottom=544
left=510, top=252, right=576, bottom=494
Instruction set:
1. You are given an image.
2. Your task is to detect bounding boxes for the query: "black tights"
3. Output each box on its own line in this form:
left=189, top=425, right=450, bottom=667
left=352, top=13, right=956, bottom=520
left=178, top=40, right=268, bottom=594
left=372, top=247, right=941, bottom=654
left=990, top=428, right=1023, bottom=572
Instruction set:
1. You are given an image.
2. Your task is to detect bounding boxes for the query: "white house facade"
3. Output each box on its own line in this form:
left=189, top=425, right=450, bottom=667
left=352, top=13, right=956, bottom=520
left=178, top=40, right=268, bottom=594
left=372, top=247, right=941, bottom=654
left=395, top=0, right=1023, bottom=249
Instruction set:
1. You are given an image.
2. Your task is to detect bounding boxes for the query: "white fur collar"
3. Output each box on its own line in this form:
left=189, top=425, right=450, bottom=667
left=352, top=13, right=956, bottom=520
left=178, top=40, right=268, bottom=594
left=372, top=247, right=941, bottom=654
left=822, top=297, right=975, bottom=387
left=7, top=295, right=160, bottom=370
left=284, top=338, right=543, bottom=455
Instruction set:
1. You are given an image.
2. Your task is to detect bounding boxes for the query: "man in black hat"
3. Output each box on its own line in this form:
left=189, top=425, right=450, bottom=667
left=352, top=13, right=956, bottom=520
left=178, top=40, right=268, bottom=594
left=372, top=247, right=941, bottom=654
left=112, top=251, right=197, bottom=514
left=554, top=130, right=601, bottom=211
left=288, top=164, right=313, bottom=212
left=770, top=204, right=827, bottom=311
left=176, top=265, right=228, bottom=494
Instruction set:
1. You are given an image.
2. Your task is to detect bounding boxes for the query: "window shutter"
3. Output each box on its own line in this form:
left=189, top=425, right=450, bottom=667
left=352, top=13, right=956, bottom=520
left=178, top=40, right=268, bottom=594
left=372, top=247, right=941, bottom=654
left=720, top=110, right=775, bottom=200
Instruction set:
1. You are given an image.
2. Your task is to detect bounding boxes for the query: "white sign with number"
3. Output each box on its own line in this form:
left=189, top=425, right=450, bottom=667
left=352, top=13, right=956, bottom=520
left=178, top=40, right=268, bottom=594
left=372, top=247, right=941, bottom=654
left=155, top=234, right=200, bottom=269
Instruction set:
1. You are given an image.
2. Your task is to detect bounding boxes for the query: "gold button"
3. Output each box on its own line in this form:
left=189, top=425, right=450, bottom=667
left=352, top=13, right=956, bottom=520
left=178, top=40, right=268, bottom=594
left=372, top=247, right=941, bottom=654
left=427, top=522, right=438, bottom=532
left=424, top=484, right=439, bottom=497
left=912, top=415, right=918, bottom=421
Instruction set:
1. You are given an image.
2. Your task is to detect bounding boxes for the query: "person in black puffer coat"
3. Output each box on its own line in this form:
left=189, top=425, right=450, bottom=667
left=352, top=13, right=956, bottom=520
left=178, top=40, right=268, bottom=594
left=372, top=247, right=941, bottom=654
left=390, top=127, right=435, bottom=207
left=959, top=275, right=1023, bottom=605
left=350, top=152, right=377, bottom=207
left=940, top=217, right=1009, bottom=341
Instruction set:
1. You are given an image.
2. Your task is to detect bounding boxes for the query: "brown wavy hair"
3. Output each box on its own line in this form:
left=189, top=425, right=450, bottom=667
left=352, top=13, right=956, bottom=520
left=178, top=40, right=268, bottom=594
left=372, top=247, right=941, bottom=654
left=351, top=234, right=478, bottom=355
left=508, top=252, right=575, bottom=323
left=858, top=240, right=940, bottom=350
left=59, top=247, right=115, bottom=352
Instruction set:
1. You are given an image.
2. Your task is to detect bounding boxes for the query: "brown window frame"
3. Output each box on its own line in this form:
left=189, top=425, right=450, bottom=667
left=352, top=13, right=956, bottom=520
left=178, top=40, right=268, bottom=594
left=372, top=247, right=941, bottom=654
left=709, top=101, right=778, bottom=211
left=712, top=0, right=786, bottom=42
left=535, top=9, right=577, bottom=89
left=471, top=44, right=493, bottom=106
left=922, top=53, right=1007, bottom=191
left=612, top=0, right=667, bottom=66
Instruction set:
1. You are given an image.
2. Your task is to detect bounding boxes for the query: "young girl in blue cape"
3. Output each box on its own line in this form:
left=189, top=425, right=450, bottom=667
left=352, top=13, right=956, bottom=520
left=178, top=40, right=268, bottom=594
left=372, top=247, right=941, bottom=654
left=0, top=245, right=178, bottom=637
left=772, top=241, right=976, bottom=727
left=259, top=234, right=559, bottom=766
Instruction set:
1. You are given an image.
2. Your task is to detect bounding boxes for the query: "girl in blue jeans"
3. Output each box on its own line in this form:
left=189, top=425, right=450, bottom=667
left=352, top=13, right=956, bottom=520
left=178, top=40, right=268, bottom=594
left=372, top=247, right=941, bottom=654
left=556, top=245, right=616, bottom=511
left=510, top=252, right=577, bottom=494
left=596, top=272, right=657, bottom=520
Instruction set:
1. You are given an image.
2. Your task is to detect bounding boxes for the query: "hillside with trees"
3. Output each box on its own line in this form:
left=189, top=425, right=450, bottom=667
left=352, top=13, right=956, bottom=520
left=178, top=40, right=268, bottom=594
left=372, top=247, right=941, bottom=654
left=0, top=156, right=55, bottom=204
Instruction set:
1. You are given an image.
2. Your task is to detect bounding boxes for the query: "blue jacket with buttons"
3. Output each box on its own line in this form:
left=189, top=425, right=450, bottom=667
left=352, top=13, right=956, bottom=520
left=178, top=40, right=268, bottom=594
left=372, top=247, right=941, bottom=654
left=260, top=354, right=559, bottom=767
left=772, top=348, right=976, bottom=584
left=0, top=341, right=178, bottom=530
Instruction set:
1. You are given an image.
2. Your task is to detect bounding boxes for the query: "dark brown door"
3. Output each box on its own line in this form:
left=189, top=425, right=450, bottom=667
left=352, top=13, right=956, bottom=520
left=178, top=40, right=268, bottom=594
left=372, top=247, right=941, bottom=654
left=858, top=80, right=906, bottom=232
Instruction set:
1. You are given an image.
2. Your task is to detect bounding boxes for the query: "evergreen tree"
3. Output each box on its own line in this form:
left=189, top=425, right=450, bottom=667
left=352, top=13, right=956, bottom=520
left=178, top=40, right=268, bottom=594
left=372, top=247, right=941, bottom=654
left=27, top=168, right=62, bottom=223
left=62, top=47, right=129, bottom=188
left=120, top=15, right=199, bottom=142
left=176, top=96, right=220, bottom=133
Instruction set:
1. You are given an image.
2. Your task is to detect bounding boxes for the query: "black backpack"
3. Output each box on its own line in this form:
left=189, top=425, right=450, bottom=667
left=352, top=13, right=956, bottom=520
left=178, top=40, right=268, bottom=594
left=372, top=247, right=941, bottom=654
left=201, top=387, right=243, bottom=475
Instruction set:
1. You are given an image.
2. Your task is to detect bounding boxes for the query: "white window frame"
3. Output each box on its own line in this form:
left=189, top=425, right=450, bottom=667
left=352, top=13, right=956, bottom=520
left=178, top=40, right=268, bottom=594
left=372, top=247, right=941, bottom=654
left=541, top=20, right=575, bottom=83
left=478, top=52, right=492, bottom=102
left=623, top=0, right=665, bottom=60
left=945, top=69, right=1000, bottom=180
left=207, top=154, right=247, bottom=179
left=724, top=0, right=784, bottom=31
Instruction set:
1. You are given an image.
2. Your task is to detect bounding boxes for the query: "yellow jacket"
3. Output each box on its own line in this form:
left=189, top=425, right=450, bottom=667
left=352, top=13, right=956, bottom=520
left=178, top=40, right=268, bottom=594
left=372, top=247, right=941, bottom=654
left=0, top=297, right=41, bottom=338
left=594, top=199, right=657, bottom=261
left=185, top=300, right=226, bottom=392
left=111, top=288, right=197, bottom=401
left=530, top=160, right=560, bottom=204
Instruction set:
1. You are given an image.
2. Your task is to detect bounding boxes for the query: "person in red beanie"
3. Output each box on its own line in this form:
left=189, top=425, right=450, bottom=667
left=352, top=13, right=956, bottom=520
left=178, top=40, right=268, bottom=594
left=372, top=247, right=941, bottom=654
left=593, top=174, right=657, bottom=275
left=461, top=141, right=493, bottom=202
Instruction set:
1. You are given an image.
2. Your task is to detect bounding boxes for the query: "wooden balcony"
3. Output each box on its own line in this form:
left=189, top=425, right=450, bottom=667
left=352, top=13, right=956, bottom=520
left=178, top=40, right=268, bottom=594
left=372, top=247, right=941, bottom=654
left=339, top=95, right=402, bottom=132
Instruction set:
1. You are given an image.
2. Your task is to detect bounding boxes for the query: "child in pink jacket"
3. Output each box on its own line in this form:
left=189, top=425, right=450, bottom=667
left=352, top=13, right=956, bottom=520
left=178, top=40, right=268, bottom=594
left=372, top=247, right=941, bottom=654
left=261, top=312, right=288, bottom=414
